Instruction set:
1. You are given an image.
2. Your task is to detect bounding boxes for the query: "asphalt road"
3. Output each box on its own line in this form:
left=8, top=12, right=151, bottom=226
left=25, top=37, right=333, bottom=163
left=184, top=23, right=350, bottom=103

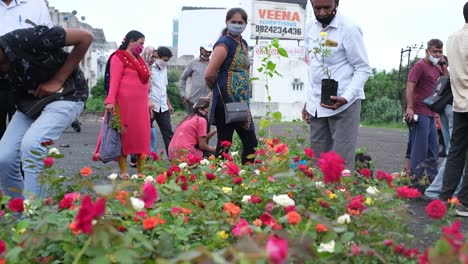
left=53, top=113, right=466, bottom=250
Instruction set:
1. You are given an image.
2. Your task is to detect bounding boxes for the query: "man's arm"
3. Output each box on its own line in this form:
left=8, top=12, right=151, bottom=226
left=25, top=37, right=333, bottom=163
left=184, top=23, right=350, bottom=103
left=179, top=62, right=193, bottom=102
left=405, top=81, right=416, bottom=122
left=34, top=28, right=94, bottom=98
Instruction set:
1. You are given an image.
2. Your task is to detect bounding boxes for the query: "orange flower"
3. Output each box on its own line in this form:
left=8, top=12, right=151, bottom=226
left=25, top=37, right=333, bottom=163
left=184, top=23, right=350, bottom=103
left=143, top=214, right=165, bottom=230
left=253, top=219, right=262, bottom=226
left=0, top=259, right=5, bottom=264
left=209, top=155, right=215, bottom=160
left=315, top=223, right=328, bottom=232
left=115, top=190, right=128, bottom=205
left=80, top=167, right=93, bottom=177
left=69, top=221, right=82, bottom=235
left=347, top=208, right=361, bottom=216
left=223, top=202, right=241, bottom=217
left=448, top=197, right=460, bottom=206
left=273, top=143, right=289, bottom=154
left=287, top=211, right=301, bottom=225
left=191, top=185, right=198, bottom=191
left=260, top=166, right=268, bottom=172
left=251, top=179, right=258, bottom=183
left=181, top=208, right=192, bottom=214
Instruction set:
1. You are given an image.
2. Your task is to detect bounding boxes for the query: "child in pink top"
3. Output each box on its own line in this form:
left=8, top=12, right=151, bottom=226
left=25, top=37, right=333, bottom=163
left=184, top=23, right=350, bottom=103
left=169, top=98, right=216, bottom=160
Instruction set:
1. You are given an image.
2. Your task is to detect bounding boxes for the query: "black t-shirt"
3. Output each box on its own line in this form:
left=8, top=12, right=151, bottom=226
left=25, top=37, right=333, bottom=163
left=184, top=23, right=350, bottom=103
left=0, top=26, right=88, bottom=102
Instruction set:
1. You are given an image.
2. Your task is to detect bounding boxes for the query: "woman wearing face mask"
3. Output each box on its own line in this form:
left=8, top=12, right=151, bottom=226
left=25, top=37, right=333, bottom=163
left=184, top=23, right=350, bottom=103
left=101, top=30, right=151, bottom=179
left=168, top=98, right=217, bottom=161
left=205, top=7, right=258, bottom=164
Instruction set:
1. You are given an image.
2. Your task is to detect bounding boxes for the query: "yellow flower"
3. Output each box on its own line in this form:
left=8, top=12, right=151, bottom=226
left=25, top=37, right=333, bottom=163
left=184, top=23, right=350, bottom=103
left=222, top=187, right=232, bottom=195
left=320, top=31, right=328, bottom=37
left=217, top=231, right=229, bottom=240
left=329, top=193, right=337, bottom=199
left=17, top=228, right=26, bottom=235
left=365, top=197, right=373, bottom=205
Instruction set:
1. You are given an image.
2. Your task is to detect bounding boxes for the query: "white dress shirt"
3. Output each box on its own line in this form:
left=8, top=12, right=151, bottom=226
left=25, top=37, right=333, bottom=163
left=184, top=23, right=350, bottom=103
left=149, top=64, right=169, bottom=112
left=0, top=0, right=53, bottom=35
left=447, top=24, right=468, bottom=113
left=304, top=11, right=371, bottom=118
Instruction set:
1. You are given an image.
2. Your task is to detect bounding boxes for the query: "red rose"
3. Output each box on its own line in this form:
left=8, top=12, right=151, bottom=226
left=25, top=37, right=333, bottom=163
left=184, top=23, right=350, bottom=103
left=304, top=148, right=315, bottom=158
left=205, top=173, right=216, bottom=181
left=40, top=140, right=54, bottom=146
left=225, top=162, right=240, bottom=176
left=248, top=195, right=262, bottom=203
left=75, top=196, right=106, bottom=234
left=134, top=211, right=148, bottom=222
left=0, top=239, right=6, bottom=254
left=358, top=168, right=372, bottom=178
left=220, top=141, right=232, bottom=148
left=317, top=152, right=345, bottom=184
left=233, top=177, right=243, bottom=184
left=425, top=199, right=447, bottom=219
left=149, top=152, right=159, bottom=160
left=156, top=174, right=166, bottom=184
left=141, top=181, right=158, bottom=208
left=396, top=186, right=422, bottom=199
left=58, top=197, right=74, bottom=210
left=222, top=152, right=234, bottom=161
left=376, top=170, right=394, bottom=187
left=118, top=226, right=127, bottom=232
left=347, top=195, right=366, bottom=213
left=43, top=157, right=55, bottom=167
left=293, top=156, right=300, bottom=162
left=284, top=205, right=296, bottom=213
left=8, top=197, right=24, bottom=213
left=187, top=154, right=202, bottom=166
left=176, top=175, right=188, bottom=191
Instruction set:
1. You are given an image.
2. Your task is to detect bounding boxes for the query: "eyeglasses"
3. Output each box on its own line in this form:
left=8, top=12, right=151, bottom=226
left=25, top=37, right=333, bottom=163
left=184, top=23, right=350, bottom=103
left=229, top=21, right=245, bottom=25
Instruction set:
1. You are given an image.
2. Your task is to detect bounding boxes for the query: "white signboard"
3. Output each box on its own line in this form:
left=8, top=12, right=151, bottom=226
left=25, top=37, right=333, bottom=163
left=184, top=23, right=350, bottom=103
left=251, top=0, right=306, bottom=40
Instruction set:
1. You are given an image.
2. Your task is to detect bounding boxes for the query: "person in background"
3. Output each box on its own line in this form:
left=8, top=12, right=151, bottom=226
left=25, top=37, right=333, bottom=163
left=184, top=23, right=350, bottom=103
left=179, top=40, right=213, bottom=113
left=440, top=1, right=468, bottom=216
left=0, top=0, right=53, bottom=140
left=149, top=46, right=174, bottom=157
left=302, top=0, right=371, bottom=170
left=168, top=98, right=216, bottom=161
left=0, top=26, right=93, bottom=199
left=103, top=30, right=151, bottom=179
left=204, top=7, right=258, bottom=165
left=129, top=46, right=157, bottom=167
left=405, top=39, right=448, bottom=188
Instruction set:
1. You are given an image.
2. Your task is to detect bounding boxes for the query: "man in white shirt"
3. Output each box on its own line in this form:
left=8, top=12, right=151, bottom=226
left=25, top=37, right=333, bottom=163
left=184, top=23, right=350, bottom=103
left=302, top=0, right=371, bottom=170
left=440, top=1, right=468, bottom=217
left=0, top=0, right=53, bottom=139
left=150, top=46, right=174, bottom=156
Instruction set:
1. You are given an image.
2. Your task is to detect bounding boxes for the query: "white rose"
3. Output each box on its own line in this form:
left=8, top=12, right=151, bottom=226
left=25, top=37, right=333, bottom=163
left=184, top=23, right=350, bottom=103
left=241, top=195, right=251, bottom=203
left=341, top=169, right=351, bottom=177
left=272, top=194, right=295, bottom=207
left=131, top=174, right=139, bottom=180
left=366, top=186, right=380, bottom=195
left=200, top=159, right=209, bottom=165
left=130, top=197, right=145, bottom=211
left=239, top=170, right=246, bottom=176
left=107, top=173, right=118, bottom=180
left=179, top=162, right=188, bottom=169
left=145, top=176, right=155, bottom=182
left=315, top=181, right=324, bottom=188
left=48, top=147, right=60, bottom=155
left=231, top=151, right=239, bottom=157
left=254, top=170, right=260, bottom=176
left=337, top=214, right=351, bottom=225
left=317, top=240, right=335, bottom=253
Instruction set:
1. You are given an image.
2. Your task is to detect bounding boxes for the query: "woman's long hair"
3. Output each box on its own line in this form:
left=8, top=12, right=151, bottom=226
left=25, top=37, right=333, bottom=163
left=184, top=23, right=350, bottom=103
left=221, top=8, right=248, bottom=36
left=119, top=30, right=145, bottom=50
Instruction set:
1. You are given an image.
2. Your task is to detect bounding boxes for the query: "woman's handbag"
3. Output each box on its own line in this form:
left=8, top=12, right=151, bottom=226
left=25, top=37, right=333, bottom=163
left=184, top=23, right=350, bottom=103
left=423, top=76, right=453, bottom=113
left=98, top=112, right=122, bottom=163
left=217, top=84, right=249, bottom=124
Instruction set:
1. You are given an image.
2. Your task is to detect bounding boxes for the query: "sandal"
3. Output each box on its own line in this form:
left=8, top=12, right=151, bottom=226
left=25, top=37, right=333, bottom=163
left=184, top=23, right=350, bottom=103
left=119, top=172, right=131, bottom=180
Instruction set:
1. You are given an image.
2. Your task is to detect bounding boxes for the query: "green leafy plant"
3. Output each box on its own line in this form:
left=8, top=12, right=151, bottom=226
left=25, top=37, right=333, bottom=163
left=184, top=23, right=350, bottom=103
left=310, top=31, right=333, bottom=79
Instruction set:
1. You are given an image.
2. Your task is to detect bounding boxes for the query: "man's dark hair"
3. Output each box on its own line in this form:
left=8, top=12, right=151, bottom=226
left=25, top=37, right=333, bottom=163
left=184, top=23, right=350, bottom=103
left=427, top=39, right=443, bottom=49
left=464, top=1, right=468, bottom=23
left=221, top=8, right=248, bottom=36
left=156, top=46, right=173, bottom=58
left=119, top=30, right=145, bottom=50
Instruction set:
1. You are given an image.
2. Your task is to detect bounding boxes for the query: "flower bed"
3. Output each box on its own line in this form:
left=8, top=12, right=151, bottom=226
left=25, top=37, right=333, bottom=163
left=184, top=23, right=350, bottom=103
left=0, top=138, right=466, bottom=263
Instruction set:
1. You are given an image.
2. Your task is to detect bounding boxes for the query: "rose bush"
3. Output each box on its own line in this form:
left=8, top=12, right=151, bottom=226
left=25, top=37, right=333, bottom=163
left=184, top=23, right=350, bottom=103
left=0, top=137, right=466, bottom=263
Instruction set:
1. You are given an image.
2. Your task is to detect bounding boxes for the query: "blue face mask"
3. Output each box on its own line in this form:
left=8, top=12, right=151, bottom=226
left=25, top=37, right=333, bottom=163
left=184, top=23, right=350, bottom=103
left=227, top=23, right=246, bottom=36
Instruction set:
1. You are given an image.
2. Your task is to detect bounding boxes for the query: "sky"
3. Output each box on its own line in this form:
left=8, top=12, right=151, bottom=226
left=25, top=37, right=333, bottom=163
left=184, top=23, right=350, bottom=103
left=47, top=0, right=467, bottom=71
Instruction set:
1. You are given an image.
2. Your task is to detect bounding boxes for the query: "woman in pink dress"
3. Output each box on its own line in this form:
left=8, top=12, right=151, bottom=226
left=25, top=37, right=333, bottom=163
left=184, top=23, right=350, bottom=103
left=169, top=98, right=217, bottom=161
left=104, top=30, right=151, bottom=179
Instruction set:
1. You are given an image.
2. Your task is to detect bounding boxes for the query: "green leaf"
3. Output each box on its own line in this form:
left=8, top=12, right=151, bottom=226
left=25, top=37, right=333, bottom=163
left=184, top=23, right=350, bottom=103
left=340, top=232, right=354, bottom=242
left=266, top=61, right=276, bottom=72
left=277, top=47, right=288, bottom=57
left=272, top=38, right=280, bottom=48
left=257, top=67, right=263, bottom=73
left=16, top=219, right=30, bottom=230
left=260, top=119, right=271, bottom=130
left=272, top=112, right=282, bottom=122
left=433, top=239, right=451, bottom=255
left=30, top=150, right=43, bottom=156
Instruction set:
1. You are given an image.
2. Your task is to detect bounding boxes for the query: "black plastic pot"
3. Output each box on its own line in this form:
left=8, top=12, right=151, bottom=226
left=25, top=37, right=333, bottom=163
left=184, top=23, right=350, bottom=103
left=321, top=79, right=338, bottom=106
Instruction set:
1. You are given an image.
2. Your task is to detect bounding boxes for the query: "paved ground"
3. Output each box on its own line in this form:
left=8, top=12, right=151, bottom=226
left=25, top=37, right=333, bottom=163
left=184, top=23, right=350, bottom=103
left=53, top=113, right=465, bottom=250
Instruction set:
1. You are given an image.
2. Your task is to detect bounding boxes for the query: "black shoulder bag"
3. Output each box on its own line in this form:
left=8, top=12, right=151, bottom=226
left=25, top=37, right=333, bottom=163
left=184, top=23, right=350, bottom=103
left=423, top=76, right=453, bottom=114
left=217, top=84, right=249, bottom=124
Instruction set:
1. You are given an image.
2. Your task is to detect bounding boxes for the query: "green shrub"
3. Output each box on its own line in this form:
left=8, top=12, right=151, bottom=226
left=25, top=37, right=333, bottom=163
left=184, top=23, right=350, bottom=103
left=361, top=96, right=402, bottom=124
